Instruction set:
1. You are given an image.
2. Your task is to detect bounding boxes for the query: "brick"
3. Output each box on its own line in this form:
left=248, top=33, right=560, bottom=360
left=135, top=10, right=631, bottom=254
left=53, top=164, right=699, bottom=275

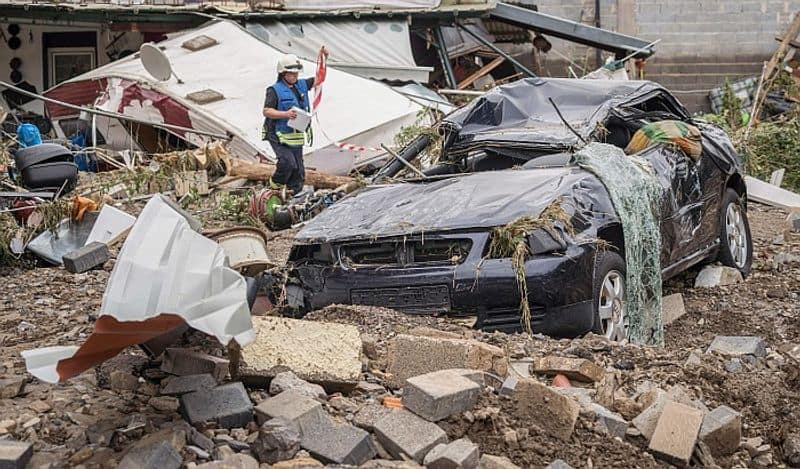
left=62, top=241, right=109, bottom=273
left=403, top=369, right=481, bottom=421
left=374, top=409, right=448, bottom=463
left=694, top=265, right=743, bottom=288
left=707, top=336, right=767, bottom=357
left=161, top=373, right=217, bottom=396
left=699, top=405, right=742, bottom=457
left=387, top=334, right=507, bottom=387
left=531, top=356, right=605, bottom=383
left=423, top=438, right=479, bottom=469
left=0, top=440, right=33, bottom=469
left=254, top=390, right=328, bottom=435
left=648, top=401, right=704, bottom=468
left=479, top=454, right=521, bottom=469
left=269, top=371, right=327, bottom=400
left=118, top=440, right=182, bottom=469
left=180, top=382, right=253, bottom=429
left=302, top=420, right=376, bottom=465
left=161, top=349, right=229, bottom=382
left=514, top=379, right=579, bottom=441
left=251, top=418, right=300, bottom=464
left=662, top=293, right=687, bottom=325
left=239, top=317, right=361, bottom=389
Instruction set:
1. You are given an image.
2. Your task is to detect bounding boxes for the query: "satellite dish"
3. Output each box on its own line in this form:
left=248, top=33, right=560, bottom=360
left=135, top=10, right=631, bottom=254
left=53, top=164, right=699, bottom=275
left=140, top=43, right=183, bottom=83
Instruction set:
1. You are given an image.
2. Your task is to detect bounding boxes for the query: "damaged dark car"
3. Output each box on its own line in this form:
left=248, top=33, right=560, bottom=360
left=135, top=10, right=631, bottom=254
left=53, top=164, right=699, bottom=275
left=285, top=78, right=752, bottom=340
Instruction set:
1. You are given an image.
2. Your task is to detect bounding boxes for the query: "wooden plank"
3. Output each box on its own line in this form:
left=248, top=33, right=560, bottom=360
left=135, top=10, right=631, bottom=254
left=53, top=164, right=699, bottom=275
left=457, top=56, right=505, bottom=90
left=753, top=13, right=800, bottom=118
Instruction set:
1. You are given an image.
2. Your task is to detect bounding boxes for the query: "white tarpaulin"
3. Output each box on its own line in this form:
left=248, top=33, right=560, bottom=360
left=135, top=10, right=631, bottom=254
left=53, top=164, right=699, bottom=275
left=283, top=0, right=440, bottom=9
left=22, top=195, right=254, bottom=383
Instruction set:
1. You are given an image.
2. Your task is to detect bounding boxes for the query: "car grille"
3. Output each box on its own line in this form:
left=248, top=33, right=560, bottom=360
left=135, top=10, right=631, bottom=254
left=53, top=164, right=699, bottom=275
left=338, top=238, right=471, bottom=267
left=350, top=285, right=451, bottom=313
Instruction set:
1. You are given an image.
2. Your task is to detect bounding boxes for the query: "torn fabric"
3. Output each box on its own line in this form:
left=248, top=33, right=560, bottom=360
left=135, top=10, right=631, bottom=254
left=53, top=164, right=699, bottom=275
left=23, top=195, right=254, bottom=383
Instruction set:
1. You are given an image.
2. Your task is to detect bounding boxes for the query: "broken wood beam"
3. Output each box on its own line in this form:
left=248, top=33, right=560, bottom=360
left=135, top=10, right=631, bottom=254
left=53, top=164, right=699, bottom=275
left=458, top=56, right=505, bottom=90
left=222, top=158, right=354, bottom=190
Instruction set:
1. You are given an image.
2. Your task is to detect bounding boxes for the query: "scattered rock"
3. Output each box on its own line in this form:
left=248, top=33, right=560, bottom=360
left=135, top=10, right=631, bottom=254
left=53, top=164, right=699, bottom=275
left=180, top=382, right=254, bottom=428
left=161, top=349, right=230, bottom=382
left=478, top=454, right=521, bottom=469
left=361, top=460, right=424, bottom=468
left=587, top=403, right=628, bottom=439
left=118, top=440, right=182, bottom=469
left=786, top=211, right=800, bottom=233
left=196, top=453, right=259, bottom=469
left=254, top=390, right=328, bottom=435
left=531, top=356, right=605, bottom=383
left=662, top=293, right=687, bottom=325
left=423, top=438, right=479, bottom=469
left=269, top=371, right=327, bottom=401
left=251, top=417, right=300, bottom=464
left=356, top=381, right=387, bottom=395
left=187, top=445, right=210, bottom=460
left=69, top=446, right=93, bottom=465
left=149, top=396, right=180, bottom=412
left=514, top=378, right=579, bottom=441
left=0, top=440, right=33, bottom=469
left=545, top=460, right=574, bottom=469
left=783, top=433, right=800, bottom=467
left=699, top=405, right=741, bottom=457
left=362, top=334, right=379, bottom=360
left=0, top=376, right=25, bottom=399
left=694, top=265, right=743, bottom=288
left=160, top=374, right=217, bottom=396
left=373, top=409, right=448, bottom=463
left=707, top=336, right=767, bottom=358
left=403, top=369, right=481, bottom=422
left=302, top=419, right=376, bottom=465
left=724, top=358, right=743, bottom=373
left=648, top=401, right=703, bottom=468
left=269, top=455, right=323, bottom=468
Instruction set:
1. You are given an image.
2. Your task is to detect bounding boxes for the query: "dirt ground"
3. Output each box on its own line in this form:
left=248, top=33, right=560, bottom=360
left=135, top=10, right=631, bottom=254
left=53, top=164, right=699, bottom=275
left=0, top=204, right=798, bottom=468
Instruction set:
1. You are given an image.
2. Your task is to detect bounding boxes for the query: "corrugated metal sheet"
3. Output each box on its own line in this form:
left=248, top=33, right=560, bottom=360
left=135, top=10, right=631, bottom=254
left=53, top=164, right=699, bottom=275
left=483, top=1, right=535, bottom=44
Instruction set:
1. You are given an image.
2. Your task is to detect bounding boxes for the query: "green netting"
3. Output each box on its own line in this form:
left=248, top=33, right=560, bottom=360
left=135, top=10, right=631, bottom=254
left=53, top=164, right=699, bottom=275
left=573, top=143, right=664, bottom=345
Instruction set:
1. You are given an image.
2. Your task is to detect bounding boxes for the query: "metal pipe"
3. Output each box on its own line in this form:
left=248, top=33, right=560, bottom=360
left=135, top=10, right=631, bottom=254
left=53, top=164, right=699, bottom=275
left=0, top=80, right=230, bottom=140
left=594, top=0, right=602, bottom=66
left=373, top=134, right=431, bottom=182
left=455, top=22, right=537, bottom=78
left=434, top=26, right=458, bottom=89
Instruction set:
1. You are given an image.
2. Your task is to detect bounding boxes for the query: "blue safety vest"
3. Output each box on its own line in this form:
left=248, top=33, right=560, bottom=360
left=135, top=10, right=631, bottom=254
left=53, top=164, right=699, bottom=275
left=271, top=79, right=310, bottom=147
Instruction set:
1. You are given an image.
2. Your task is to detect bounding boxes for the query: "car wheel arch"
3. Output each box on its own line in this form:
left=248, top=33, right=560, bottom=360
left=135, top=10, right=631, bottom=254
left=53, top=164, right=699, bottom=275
left=597, top=223, right=625, bottom=260
left=725, top=172, right=747, bottom=202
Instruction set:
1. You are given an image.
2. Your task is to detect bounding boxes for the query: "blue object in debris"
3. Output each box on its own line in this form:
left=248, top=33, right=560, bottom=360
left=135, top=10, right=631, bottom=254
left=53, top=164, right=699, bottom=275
left=16, top=123, right=42, bottom=148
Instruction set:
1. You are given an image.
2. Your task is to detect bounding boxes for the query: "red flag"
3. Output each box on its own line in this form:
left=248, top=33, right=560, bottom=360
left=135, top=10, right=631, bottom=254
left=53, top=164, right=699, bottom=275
left=312, top=48, right=326, bottom=111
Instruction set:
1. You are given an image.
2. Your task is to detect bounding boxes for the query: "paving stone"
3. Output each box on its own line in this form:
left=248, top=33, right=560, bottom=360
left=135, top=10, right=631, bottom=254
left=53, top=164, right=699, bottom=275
left=648, top=401, right=704, bottom=468
left=161, top=374, right=217, bottom=396
left=514, top=378, right=579, bottom=441
left=531, top=356, right=605, bottom=383
left=707, top=336, right=767, bottom=358
left=63, top=241, right=109, bottom=273
left=251, top=417, right=300, bottom=464
left=181, top=382, right=254, bottom=429
left=373, top=409, right=448, bottom=463
left=0, top=376, right=25, bottom=399
left=189, top=427, right=215, bottom=453
left=545, top=460, right=574, bottom=469
left=387, top=334, right=507, bottom=387
left=239, top=316, right=361, bottom=389
left=423, top=438, right=479, bottom=469
left=161, top=348, right=230, bottom=382
left=694, top=265, right=743, bottom=288
left=254, top=390, right=328, bottom=435
left=118, top=440, right=182, bottom=469
left=403, top=369, right=481, bottom=422
left=301, top=419, right=376, bottom=465
left=360, top=460, right=424, bottom=468
left=478, top=454, right=521, bottom=469
left=699, top=405, right=741, bottom=457
left=354, top=404, right=391, bottom=432
left=662, top=293, right=687, bottom=325
left=269, top=371, right=327, bottom=400
left=0, top=440, right=33, bottom=469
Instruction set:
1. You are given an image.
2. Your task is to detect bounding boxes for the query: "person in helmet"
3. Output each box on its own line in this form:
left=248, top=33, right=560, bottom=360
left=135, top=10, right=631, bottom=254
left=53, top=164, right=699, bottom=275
left=262, top=48, right=328, bottom=193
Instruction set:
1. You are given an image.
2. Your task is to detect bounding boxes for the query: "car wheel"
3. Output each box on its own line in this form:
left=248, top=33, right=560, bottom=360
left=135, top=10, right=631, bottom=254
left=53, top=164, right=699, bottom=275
left=716, top=188, right=753, bottom=277
left=592, top=250, right=628, bottom=341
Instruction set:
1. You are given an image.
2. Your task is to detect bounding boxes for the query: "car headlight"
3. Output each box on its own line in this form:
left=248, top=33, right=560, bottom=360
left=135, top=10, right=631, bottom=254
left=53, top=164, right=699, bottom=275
left=527, top=228, right=567, bottom=255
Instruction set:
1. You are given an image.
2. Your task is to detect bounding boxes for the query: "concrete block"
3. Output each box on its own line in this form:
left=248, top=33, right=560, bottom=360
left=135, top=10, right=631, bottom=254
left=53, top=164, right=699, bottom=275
left=239, top=316, right=361, bottom=389
left=302, top=420, right=376, bottom=465
left=508, top=359, right=533, bottom=378
left=499, top=376, right=518, bottom=397
left=694, top=265, right=743, bottom=288
left=662, top=293, right=687, bottom=325
left=403, top=369, right=481, bottom=421
left=699, top=405, right=741, bottom=457
left=374, top=409, right=448, bottom=463
left=0, top=440, right=33, bottom=469
left=648, top=401, right=704, bottom=468
left=161, top=348, right=229, bottom=382
left=531, top=356, right=605, bottom=383
left=588, top=403, right=628, bottom=439
left=251, top=418, right=300, bottom=464
left=514, top=378, right=579, bottom=441
left=707, top=336, right=767, bottom=357
left=180, top=382, right=253, bottom=429
left=387, top=334, right=507, bottom=387
left=118, top=440, right=182, bottom=469
left=63, top=241, right=109, bottom=273
left=423, top=438, right=479, bottom=469
left=161, top=373, right=217, bottom=396
left=254, top=390, right=328, bottom=436
left=354, top=404, right=391, bottom=432
left=478, top=454, right=520, bottom=469
left=269, top=371, right=327, bottom=400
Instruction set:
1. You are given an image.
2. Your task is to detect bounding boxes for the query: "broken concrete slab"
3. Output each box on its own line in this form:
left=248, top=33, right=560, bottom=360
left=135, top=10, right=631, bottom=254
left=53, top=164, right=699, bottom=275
left=361, top=460, right=424, bottom=469
left=251, top=417, right=300, bottom=464
left=0, top=376, right=25, bottom=399
left=707, top=336, right=767, bottom=358
left=254, top=389, right=328, bottom=436
left=118, top=440, right=182, bottom=469
left=479, top=454, right=521, bottom=469
left=531, top=356, right=605, bottom=383
left=633, top=386, right=707, bottom=440
left=694, top=265, right=743, bottom=288
left=403, top=369, right=481, bottom=422
left=699, top=405, right=741, bottom=457
left=269, top=371, right=327, bottom=400
left=239, top=316, right=361, bottom=390
left=180, top=382, right=253, bottom=428
left=587, top=403, right=628, bottom=439
left=161, top=373, right=217, bottom=396
left=745, top=175, right=800, bottom=208
left=508, top=359, right=533, bottom=379
left=374, top=409, right=448, bottom=463
left=662, top=293, right=687, bottom=325
left=387, top=334, right=507, bottom=387
left=499, top=376, right=518, bottom=397
left=0, top=440, right=33, bottom=469
left=423, top=438, right=479, bottom=469
left=161, top=349, right=230, bottom=382
left=648, top=400, right=704, bottom=468
left=514, top=378, right=579, bottom=441
left=302, top=419, right=376, bottom=465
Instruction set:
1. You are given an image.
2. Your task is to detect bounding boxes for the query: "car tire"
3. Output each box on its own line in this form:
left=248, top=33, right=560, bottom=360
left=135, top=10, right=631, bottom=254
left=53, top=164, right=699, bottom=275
left=591, top=250, right=628, bottom=341
left=716, top=188, right=753, bottom=277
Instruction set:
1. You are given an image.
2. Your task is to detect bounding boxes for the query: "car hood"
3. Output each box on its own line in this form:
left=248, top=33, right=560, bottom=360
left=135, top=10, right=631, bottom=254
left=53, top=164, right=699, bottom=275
left=295, top=166, right=612, bottom=243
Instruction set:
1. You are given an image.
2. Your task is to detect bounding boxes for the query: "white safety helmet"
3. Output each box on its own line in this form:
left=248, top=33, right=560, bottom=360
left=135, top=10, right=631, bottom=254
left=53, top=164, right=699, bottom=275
left=277, top=54, right=303, bottom=74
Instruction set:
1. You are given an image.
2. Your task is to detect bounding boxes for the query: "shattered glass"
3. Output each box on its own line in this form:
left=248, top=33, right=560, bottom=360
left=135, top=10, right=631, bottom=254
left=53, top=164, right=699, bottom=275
left=573, top=143, right=664, bottom=346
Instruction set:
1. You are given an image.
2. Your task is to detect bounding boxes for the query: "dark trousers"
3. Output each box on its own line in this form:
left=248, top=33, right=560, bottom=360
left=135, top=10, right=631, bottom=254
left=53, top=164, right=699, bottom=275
left=268, top=141, right=305, bottom=193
